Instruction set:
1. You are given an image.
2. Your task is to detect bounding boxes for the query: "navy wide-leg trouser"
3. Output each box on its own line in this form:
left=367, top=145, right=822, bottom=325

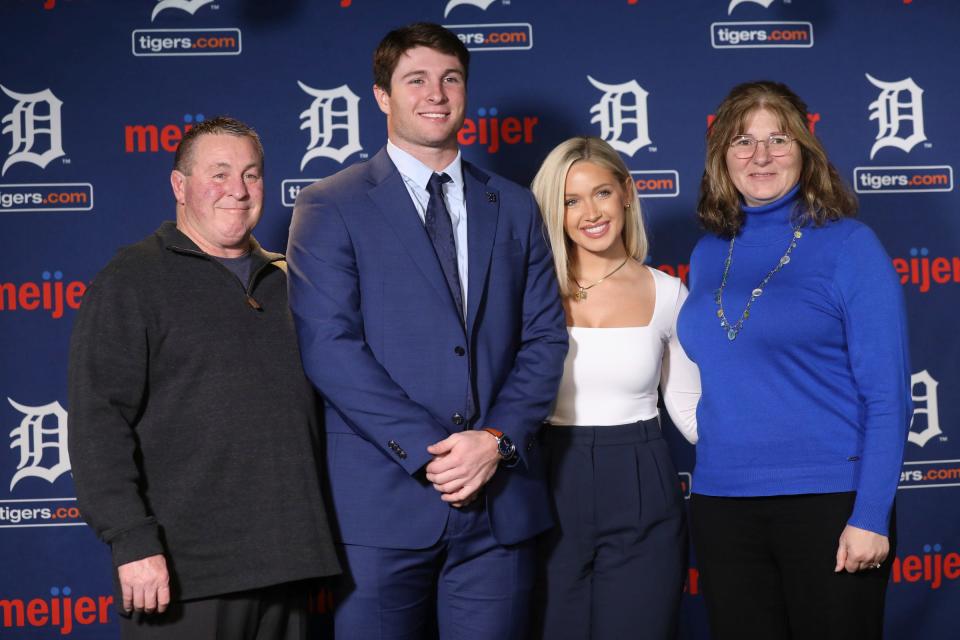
left=535, top=419, right=688, bottom=640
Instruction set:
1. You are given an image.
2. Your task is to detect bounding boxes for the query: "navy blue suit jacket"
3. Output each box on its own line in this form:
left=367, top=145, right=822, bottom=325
left=287, top=148, right=567, bottom=549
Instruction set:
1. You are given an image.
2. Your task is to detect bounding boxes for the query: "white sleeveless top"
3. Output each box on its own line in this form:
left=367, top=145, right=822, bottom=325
left=547, top=267, right=700, bottom=443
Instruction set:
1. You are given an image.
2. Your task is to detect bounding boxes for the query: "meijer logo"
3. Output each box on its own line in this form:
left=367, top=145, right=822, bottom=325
left=0, top=271, right=86, bottom=319
left=890, top=545, right=960, bottom=590
left=125, top=113, right=203, bottom=154
left=0, top=586, right=113, bottom=635
left=892, top=248, right=960, bottom=293
left=458, top=107, right=538, bottom=153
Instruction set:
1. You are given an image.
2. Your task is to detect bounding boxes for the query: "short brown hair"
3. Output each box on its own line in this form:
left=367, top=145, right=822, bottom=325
left=173, top=115, right=264, bottom=175
left=373, top=22, right=470, bottom=93
left=698, top=81, right=856, bottom=238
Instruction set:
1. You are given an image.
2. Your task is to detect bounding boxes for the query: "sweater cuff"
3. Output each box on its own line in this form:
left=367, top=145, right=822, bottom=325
left=108, top=518, right=165, bottom=567
left=848, top=500, right=892, bottom=537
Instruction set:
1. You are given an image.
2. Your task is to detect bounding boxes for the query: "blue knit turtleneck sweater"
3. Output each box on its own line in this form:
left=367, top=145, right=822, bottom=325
left=677, top=186, right=911, bottom=535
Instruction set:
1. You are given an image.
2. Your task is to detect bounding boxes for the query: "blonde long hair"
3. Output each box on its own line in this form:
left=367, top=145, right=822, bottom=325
left=531, top=136, right=647, bottom=298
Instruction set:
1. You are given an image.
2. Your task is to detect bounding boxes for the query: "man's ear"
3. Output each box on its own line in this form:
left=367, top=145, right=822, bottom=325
left=170, top=170, right=186, bottom=205
left=373, top=83, right=391, bottom=116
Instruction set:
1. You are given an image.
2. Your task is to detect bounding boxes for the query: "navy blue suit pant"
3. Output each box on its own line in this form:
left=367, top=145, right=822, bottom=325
left=333, top=495, right=534, bottom=640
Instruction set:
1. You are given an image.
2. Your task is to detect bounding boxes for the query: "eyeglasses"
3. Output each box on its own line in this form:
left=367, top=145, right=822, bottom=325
left=729, top=134, right=794, bottom=159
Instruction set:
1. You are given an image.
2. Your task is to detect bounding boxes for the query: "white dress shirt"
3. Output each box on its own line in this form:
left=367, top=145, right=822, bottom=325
left=386, top=141, right=469, bottom=317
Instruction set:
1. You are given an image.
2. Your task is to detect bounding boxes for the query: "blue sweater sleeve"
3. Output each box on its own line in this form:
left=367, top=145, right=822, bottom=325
left=833, top=224, right=911, bottom=536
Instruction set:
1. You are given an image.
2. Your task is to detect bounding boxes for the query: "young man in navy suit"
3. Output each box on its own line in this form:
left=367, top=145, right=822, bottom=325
left=287, top=22, right=567, bottom=640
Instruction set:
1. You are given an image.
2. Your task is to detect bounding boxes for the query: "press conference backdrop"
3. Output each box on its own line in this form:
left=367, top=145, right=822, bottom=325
left=1, top=0, right=957, bottom=637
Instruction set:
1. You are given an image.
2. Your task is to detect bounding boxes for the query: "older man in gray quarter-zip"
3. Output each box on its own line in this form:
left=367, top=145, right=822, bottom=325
left=68, top=116, right=339, bottom=640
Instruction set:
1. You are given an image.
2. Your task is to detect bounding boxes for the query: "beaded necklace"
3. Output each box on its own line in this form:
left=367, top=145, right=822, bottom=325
left=715, top=227, right=802, bottom=341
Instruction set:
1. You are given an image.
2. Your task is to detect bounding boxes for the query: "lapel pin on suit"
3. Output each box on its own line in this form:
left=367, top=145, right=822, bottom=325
left=487, top=192, right=498, bottom=203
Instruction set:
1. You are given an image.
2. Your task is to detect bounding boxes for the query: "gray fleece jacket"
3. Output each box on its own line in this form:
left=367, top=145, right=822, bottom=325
left=68, top=222, right=340, bottom=601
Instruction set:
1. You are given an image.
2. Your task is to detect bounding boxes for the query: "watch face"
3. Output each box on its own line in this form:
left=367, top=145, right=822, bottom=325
left=498, top=436, right=516, bottom=459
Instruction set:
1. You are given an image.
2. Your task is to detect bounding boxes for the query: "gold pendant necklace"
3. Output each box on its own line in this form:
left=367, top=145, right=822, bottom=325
left=573, top=257, right=629, bottom=301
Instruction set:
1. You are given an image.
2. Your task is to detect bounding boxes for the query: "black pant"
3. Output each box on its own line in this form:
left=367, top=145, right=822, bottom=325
left=118, top=581, right=307, bottom=640
left=690, top=492, right=895, bottom=640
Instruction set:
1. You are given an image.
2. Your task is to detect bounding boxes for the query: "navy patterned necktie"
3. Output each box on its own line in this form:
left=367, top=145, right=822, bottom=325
left=425, top=172, right=464, bottom=321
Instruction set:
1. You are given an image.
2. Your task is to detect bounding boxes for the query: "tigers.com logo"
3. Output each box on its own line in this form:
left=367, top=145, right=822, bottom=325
left=1, top=86, right=95, bottom=213
left=711, top=22, right=813, bottom=48
left=442, top=0, right=532, bottom=52
left=132, top=0, right=241, bottom=56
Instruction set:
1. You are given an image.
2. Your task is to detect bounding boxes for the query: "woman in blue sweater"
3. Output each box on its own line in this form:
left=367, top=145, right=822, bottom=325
left=677, top=81, right=911, bottom=639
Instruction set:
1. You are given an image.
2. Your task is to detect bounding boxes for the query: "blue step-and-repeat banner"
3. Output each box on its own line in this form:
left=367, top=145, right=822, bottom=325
left=1, top=0, right=957, bottom=637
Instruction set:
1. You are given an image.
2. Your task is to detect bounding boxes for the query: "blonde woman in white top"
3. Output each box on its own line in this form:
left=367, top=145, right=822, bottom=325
left=530, top=136, right=700, bottom=640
